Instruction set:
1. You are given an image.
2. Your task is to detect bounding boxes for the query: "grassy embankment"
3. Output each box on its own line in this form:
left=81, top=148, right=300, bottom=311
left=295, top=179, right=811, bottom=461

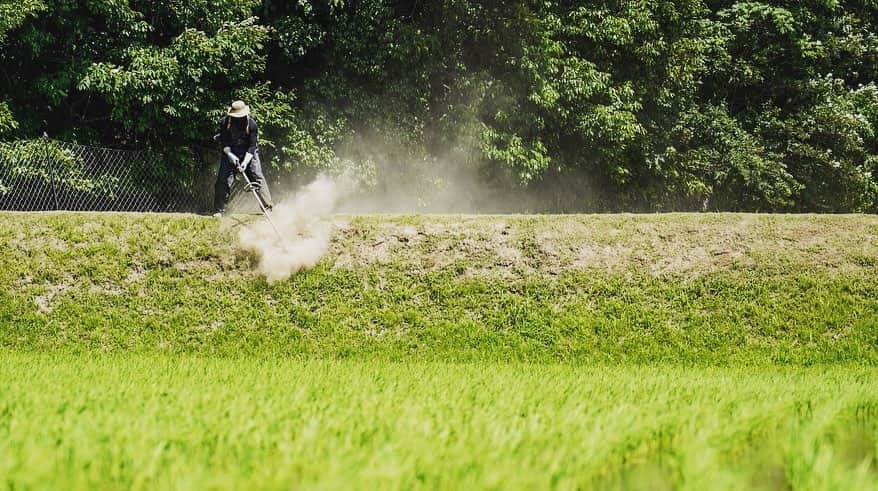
left=1, top=212, right=876, bottom=489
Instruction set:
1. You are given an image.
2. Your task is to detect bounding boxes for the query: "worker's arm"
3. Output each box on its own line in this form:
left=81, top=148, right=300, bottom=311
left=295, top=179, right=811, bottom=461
left=241, top=118, right=258, bottom=169
left=217, top=116, right=241, bottom=167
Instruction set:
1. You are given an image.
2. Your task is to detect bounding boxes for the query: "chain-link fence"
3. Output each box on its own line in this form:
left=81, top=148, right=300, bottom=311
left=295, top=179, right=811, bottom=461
left=0, top=137, right=207, bottom=212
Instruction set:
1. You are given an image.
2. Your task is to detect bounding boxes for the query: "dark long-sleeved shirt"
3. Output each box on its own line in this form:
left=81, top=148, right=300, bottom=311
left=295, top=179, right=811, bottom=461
left=219, top=116, right=258, bottom=158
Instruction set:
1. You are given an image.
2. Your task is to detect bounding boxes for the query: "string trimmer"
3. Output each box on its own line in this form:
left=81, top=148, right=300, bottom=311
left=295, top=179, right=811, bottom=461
left=238, top=169, right=282, bottom=240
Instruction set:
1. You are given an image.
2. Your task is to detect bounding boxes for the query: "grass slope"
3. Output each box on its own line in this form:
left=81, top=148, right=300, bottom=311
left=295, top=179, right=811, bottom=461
left=1, top=212, right=876, bottom=489
left=0, top=212, right=876, bottom=363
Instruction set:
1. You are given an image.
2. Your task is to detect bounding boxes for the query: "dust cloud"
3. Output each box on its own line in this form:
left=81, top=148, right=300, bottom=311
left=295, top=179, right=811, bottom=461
left=238, top=175, right=340, bottom=283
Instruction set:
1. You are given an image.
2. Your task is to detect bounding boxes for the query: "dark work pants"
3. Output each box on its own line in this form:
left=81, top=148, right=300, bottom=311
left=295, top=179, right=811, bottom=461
left=214, top=152, right=273, bottom=212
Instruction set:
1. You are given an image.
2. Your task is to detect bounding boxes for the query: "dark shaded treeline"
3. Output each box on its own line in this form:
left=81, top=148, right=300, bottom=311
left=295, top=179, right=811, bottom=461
left=1, top=1, right=876, bottom=211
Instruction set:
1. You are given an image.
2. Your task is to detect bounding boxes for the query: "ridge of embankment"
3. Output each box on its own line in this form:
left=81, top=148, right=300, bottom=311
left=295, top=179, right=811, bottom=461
left=2, top=212, right=876, bottom=364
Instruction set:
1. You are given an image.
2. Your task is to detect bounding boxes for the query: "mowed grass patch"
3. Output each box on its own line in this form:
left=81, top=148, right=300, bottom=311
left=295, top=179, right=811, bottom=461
left=0, top=353, right=876, bottom=490
left=1, top=212, right=876, bottom=363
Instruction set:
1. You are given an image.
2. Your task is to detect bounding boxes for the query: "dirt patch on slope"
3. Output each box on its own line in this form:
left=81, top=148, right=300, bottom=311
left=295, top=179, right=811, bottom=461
left=6, top=213, right=875, bottom=286
left=325, top=215, right=878, bottom=278
left=34, top=282, right=72, bottom=314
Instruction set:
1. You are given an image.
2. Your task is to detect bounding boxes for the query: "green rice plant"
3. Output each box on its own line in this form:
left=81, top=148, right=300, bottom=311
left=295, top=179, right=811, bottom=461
left=0, top=355, right=875, bottom=490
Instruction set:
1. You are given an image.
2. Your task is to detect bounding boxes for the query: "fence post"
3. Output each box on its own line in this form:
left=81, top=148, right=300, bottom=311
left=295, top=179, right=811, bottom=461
left=43, top=132, right=60, bottom=210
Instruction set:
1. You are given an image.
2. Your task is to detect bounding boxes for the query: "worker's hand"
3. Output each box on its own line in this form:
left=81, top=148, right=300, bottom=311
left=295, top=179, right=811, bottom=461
left=241, top=152, right=254, bottom=169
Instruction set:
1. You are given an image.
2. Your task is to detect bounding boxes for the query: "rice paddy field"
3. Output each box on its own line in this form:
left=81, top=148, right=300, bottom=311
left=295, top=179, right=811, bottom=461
left=1, top=212, right=877, bottom=489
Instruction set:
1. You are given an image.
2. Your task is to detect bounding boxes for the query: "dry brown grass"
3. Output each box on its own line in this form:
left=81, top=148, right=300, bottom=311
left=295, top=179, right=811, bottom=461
left=327, top=214, right=878, bottom=279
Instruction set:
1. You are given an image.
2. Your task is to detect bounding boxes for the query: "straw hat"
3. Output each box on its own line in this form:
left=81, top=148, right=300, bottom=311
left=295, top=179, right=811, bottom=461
left=228, top=100, right=250, bottom=118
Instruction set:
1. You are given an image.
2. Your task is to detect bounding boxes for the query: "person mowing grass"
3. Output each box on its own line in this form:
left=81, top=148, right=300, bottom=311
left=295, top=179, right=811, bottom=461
left=213, top=100, right=274, bottom=216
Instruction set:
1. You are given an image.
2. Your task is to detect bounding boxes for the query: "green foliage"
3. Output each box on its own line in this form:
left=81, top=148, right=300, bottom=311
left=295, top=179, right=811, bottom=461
left=708, top=0, right=878, bottom=211
left=0, top=102, right=17, bottom=137
left=667, top=105, right=799, bottom=210
left=0, top=0, right=46, bottom=43
left=1, top=0, right=877, bottom=211
left=79, top=17, right=270, bottom=137
left=0, top=139, right=120, bottom=197
left=776, top=78, right=878, bottom=212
